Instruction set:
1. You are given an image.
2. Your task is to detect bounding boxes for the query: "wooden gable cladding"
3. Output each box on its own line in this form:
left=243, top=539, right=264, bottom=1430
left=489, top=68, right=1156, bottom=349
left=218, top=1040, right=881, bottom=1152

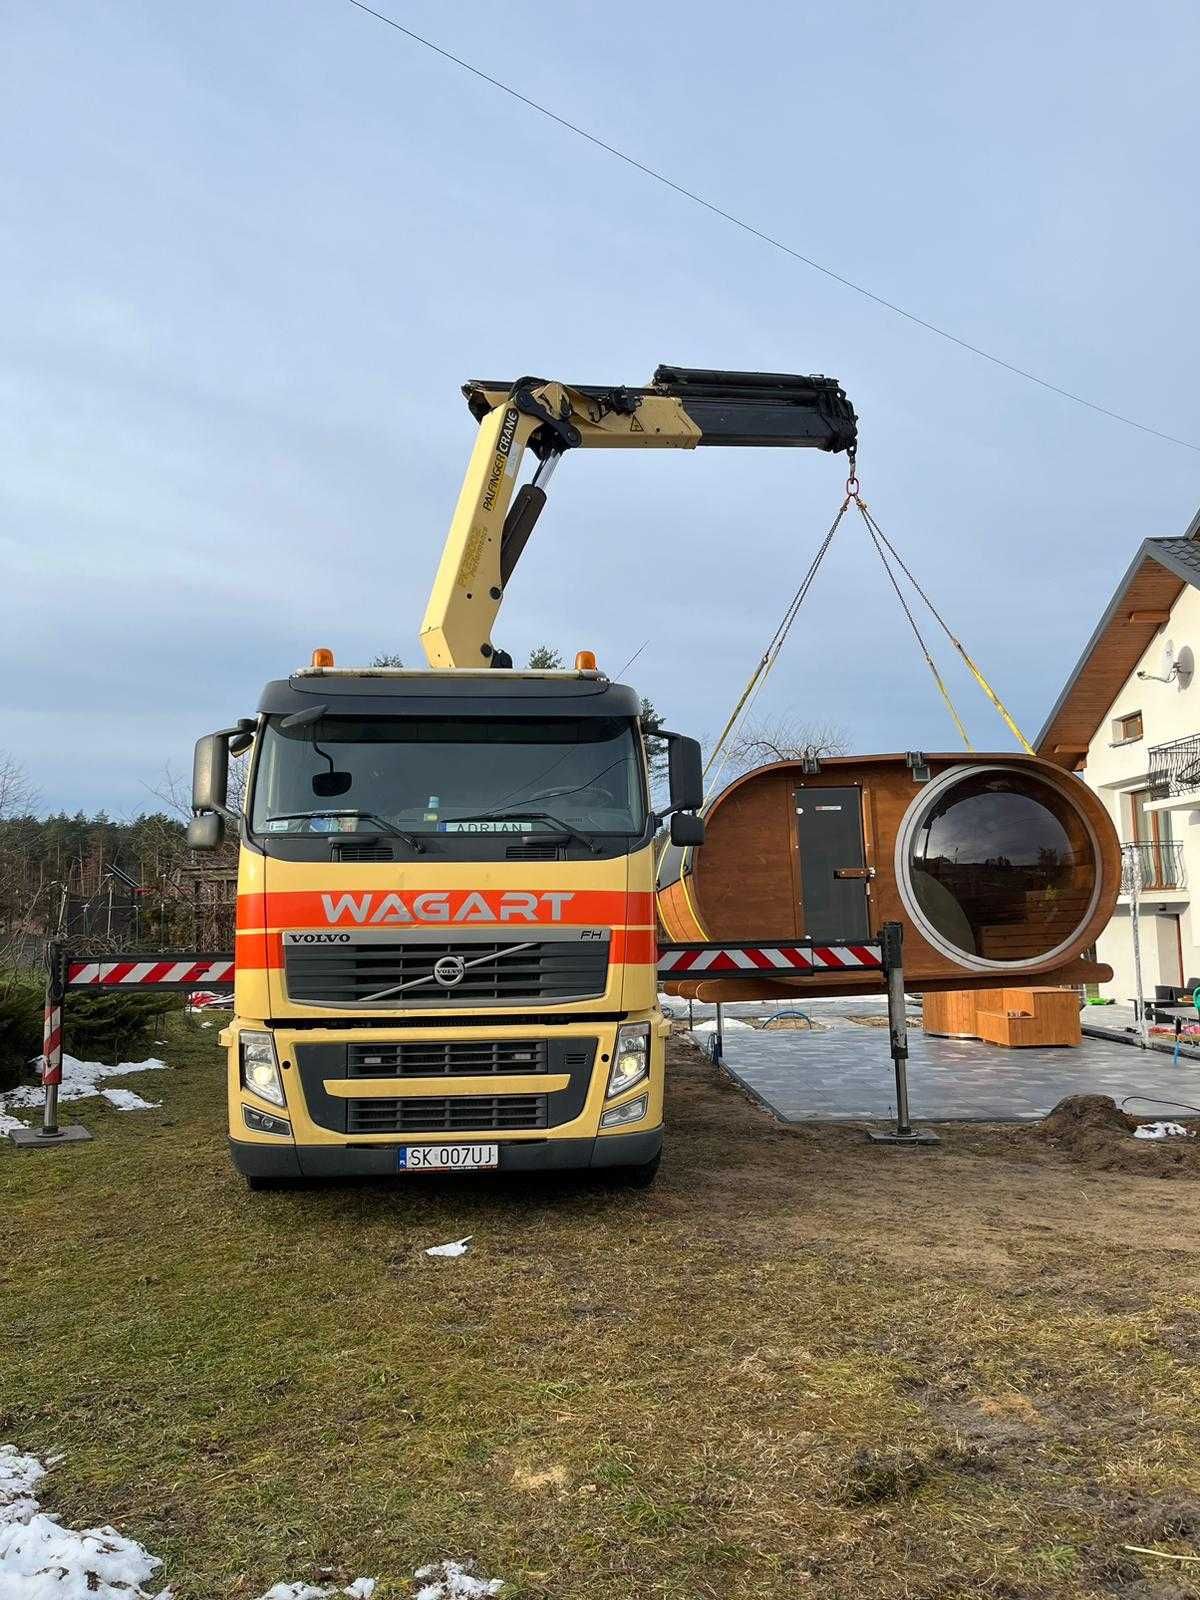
left=657, top=752, right=1120, bottom=1001
left=1036, top=551, right=1186, bottom=769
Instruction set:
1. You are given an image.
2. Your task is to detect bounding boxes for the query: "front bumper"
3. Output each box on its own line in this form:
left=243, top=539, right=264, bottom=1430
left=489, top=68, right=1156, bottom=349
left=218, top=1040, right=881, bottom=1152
left=229, top=1126, right=662, bottom=1180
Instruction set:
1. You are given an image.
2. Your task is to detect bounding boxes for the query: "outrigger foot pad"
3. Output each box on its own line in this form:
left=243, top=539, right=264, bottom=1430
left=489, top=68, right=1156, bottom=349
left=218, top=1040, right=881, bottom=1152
left=867, top=1126, right=940, bottom=1145
left=9, top=1124, right=93, bottom=1149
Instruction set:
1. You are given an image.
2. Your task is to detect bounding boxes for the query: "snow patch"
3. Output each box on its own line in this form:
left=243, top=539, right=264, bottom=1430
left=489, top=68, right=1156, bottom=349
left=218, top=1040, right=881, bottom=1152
left=414, top=1560, right=504, bottom=1598
left=0, top=1451, right=495, bottom=1600
left=0, top=1113, right=28, bottom=1136
left=99, top=1089, right=161, bottom=1112
left=0, top=1445, right=169, bottom=1599
left=0, top=1445, right=46, bottom=1523
left=0, top=1057, right=168, bottom=1119
left=689, top=1017, right=754, bottom=1034
left=1, top=1446, right=381, bottom=1600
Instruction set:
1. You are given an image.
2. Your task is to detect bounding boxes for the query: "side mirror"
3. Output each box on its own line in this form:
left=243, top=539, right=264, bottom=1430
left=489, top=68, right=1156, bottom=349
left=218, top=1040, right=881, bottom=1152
left=665, top=733, right=703, bottom=813
left=670, top=811, right=705, bottom=847
left=192, top=732, right=229, bottom=814
left=187, top=812, right=225, bottom=851
left=313, top=771, right=353, bottom=798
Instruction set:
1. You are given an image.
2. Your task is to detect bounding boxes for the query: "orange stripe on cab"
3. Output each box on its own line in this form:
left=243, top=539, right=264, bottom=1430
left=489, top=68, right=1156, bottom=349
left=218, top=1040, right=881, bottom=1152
left=233, top=927, right=655, bottom=972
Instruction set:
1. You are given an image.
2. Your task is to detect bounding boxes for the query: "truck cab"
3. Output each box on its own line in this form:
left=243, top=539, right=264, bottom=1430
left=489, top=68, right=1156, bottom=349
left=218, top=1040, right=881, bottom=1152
left=190, top=661, right=704, bottom=1187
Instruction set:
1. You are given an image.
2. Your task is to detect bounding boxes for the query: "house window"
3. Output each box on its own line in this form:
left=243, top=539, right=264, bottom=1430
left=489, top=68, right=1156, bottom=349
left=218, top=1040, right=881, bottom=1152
left=1112, top=711, right=1144, bottom=744
left=1129, top=788, right=1178, bottom=888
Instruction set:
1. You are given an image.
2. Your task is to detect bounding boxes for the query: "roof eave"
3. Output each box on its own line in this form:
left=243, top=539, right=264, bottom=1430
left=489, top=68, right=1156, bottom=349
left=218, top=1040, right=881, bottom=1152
left=1035, top=534, right=1200, bottom=759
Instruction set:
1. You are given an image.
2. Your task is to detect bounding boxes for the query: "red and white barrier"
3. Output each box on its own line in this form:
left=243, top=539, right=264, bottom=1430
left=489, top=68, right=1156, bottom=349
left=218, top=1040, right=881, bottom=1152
left=41, top=996, right=63, bottom=1088
left=66, top=958, right=235, bottom=987
left=657, top=942, right=882, bottom=976
left=10, top=946, right=235, bottom=1148
left=186, top=989, right=234, bottom=1011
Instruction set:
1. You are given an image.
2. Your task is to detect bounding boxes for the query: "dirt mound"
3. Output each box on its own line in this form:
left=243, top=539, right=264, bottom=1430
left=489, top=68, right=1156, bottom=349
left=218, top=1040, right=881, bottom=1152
left=1043, top=1094, right=1138, bottom=1141
left=1040, top=1094, right=1200, bottom=1177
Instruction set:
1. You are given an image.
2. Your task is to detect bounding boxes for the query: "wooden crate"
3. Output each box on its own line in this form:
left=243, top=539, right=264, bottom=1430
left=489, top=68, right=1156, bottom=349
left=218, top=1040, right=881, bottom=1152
left=924, top=986, right=1081, bottom=1048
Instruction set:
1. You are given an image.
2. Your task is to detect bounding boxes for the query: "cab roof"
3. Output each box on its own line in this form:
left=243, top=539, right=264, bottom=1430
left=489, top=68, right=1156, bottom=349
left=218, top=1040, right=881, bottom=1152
left=257, top=668, right=642, bottom=721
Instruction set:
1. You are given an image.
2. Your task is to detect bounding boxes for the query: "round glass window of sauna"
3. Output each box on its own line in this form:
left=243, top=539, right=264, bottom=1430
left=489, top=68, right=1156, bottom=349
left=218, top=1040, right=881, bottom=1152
left=896, top=765, right=1099, bottom=970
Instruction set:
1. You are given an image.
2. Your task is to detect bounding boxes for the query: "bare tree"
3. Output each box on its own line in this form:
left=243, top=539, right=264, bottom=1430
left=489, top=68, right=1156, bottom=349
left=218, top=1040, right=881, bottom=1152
left=0, top=752, right=38, bottom=822
left=136, top=758, right=247, bottom=950
left=148, top=753, right=248, bottom=820
left=0, top=753, right=44, bottom=972
left=723, top=716, right=850, bottom=776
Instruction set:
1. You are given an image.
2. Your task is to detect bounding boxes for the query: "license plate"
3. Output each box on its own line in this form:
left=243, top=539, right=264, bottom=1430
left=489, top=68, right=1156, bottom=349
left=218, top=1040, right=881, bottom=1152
left=397, top=1143, right=499, bottom=1171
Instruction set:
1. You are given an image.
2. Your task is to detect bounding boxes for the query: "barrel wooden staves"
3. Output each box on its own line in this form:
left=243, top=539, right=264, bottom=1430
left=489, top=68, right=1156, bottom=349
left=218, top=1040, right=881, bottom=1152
left=657, top=753, right=1120, bottom=1001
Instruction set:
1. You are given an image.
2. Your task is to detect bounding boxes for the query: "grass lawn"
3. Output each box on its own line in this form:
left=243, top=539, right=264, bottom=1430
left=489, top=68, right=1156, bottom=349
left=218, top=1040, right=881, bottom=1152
left=5, top=1015, right=1200, bottom=1598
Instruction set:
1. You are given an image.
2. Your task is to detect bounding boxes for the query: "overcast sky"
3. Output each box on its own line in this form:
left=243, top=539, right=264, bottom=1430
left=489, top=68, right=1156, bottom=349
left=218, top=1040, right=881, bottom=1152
left=4, top=0, right=1199, bottom=817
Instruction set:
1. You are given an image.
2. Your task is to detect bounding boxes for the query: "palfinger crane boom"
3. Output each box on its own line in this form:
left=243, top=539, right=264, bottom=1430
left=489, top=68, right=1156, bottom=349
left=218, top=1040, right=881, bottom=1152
left=419, top=365, right=858, bottom=669
left=193, top=363, right=852, bottom=1189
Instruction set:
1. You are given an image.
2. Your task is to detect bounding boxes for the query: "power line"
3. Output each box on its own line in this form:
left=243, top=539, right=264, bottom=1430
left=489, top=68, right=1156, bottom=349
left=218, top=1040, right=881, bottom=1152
left=344, top=0, right=1200, bottom=457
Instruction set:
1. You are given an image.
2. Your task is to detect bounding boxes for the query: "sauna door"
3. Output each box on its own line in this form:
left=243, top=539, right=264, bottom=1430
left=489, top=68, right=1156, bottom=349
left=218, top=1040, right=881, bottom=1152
left=793, top=786, right=870, bottom=943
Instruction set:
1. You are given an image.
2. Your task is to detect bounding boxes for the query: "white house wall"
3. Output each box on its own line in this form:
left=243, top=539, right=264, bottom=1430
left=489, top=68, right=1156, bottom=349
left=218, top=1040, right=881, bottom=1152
left=1083, top=579, right=1200, bottom=1000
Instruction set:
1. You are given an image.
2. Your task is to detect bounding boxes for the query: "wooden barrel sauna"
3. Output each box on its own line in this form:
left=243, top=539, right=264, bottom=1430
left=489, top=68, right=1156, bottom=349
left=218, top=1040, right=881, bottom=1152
left=657, top=753, right=1119, bottom=1000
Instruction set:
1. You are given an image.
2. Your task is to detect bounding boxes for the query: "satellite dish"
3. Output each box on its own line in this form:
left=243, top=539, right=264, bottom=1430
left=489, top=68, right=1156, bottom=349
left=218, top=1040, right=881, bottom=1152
left=1138, top=638, right=1193, bottom=686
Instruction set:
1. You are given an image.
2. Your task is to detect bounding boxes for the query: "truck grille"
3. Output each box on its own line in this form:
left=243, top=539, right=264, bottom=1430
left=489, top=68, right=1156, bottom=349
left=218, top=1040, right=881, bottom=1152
left=347, top=1094, right=547, bottom=1134
left=348, top=1040, right=548, bottom=1076
left=284, top=937, right=609, bottom=1007
left=294, top=1038, right=597, bottom=1134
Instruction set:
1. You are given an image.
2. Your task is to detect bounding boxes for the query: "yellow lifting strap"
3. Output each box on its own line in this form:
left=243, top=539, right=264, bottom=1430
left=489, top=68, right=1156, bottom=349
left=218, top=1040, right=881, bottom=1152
left=858, top=503, right=974, bottom=751
left=701, top=492, right=853, bottom=794
left=855, top=495, right=1036, bottom=756
left=664, top=472, right=1034, bottom=894
left=656, top=491, right=853, bottom=877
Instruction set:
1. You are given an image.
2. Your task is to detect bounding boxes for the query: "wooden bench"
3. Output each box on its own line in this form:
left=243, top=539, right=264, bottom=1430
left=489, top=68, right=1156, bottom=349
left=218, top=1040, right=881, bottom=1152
left=924, top=987, right=1081, bottom=1048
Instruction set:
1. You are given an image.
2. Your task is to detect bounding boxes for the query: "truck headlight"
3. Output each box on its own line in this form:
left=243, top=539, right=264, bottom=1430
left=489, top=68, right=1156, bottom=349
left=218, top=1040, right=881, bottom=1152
left=240, top=1031, right=284, bottom=1107
left=607, top=1022, right=650, bottom=1097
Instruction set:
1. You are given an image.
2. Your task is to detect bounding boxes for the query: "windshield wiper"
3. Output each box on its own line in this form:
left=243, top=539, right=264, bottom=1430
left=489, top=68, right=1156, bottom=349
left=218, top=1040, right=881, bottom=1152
left=441, top=810, right=601, bottom=854
left=264, top=811, right=426, bottom=852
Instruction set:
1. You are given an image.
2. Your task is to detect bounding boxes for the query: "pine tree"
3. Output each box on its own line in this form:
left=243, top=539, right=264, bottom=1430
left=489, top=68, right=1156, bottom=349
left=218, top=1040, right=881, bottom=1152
left=63, top=991, right=181, bottom=1064
left=639, top=697, right=669, bottom=784
left=527, top=644, right=563, bottom=670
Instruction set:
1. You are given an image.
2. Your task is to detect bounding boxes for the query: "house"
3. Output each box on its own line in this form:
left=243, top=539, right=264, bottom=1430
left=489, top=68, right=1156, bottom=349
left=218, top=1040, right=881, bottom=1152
left=1036, top=506, right=1200, bottom=1001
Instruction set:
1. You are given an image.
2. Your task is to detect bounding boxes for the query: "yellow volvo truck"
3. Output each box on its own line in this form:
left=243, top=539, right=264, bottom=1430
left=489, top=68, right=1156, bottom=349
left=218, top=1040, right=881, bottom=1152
left=188, top=366, right=856, bottom=1187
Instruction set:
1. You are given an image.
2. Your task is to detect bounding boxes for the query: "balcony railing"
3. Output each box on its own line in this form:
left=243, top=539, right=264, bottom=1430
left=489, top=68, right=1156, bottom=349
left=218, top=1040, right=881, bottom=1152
left=1148, top=733, right=1200, bottom=799
left=1122, top=840, right=1186, bottom=892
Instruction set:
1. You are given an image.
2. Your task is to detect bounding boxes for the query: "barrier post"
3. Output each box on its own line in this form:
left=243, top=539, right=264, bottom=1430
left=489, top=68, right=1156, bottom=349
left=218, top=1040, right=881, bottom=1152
left=868, top=922, right=937, bottom=1146
left=42, top=940, right=64, bottom=1136
left=9, top=941, right=92, bottom=1149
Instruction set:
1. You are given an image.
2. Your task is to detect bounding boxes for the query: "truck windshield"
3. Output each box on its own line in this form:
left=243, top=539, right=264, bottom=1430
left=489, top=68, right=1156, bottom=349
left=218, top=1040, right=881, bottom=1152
left=250, top=715, right=647, bottom=838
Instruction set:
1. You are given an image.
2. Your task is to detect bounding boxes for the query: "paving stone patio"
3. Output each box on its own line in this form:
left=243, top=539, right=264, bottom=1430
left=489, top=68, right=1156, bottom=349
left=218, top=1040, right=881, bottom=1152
left=707, top=1021, right=1200, bottom=1123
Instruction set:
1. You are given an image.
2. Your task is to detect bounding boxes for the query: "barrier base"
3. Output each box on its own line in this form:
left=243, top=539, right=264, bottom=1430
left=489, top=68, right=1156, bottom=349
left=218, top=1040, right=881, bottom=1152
left=8, top=1124, right=93, bottom=1149
left=867, top=1126, right=939, bottom=1145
